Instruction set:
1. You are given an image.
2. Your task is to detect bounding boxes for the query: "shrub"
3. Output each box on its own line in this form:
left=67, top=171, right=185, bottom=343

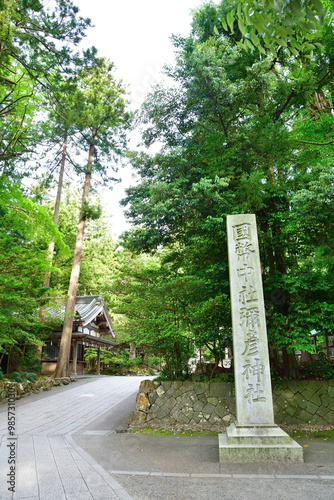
left=8, top=371, right=38, bottom=383
left=299, top=355, right=334, bottom=380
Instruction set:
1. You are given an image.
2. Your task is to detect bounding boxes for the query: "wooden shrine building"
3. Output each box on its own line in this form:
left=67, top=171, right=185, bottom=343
left=41, top=295, right=117, bottom=375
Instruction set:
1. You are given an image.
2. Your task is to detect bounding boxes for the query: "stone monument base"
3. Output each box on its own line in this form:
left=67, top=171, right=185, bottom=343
left=219, top=423, right=304, bottom=463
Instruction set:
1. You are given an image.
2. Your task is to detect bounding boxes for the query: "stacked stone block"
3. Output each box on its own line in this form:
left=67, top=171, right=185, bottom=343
left=131, top=379, right=334, bottom=428
left=0, top=377, right=77, bottom=403
left=272, top=379, right=334, bottom=425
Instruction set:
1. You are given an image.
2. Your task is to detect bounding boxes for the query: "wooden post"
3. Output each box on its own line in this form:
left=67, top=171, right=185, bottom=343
left=96, top=346, right=101, bottom=375
left=72, top=341, right=78, bottom=376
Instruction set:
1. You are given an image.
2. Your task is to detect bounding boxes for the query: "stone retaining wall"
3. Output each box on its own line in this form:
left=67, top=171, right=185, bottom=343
left=131, top=379, right=334, bottom=429
left=0, top=377, right=77, bottom=403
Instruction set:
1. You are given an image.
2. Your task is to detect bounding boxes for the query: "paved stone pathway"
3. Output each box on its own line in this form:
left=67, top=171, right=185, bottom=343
left=1, top=376, right=334, bottom=500
left=0, top=376, right=143, bottom=500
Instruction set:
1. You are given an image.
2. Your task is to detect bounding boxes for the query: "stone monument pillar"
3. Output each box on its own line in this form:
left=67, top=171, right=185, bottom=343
left=219, top=214, right=303, bottom=463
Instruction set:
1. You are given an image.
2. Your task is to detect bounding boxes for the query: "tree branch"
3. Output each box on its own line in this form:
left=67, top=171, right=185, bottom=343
left=298, top=139, right=334, bottom=145
left=274, top=88, right=295, bottom=121
left=316, top=61, right=334, bottom=86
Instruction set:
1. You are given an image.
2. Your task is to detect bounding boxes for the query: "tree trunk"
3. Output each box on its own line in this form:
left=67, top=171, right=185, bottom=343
left=43, top=135, right=68, bottom=290
left=38, top=135, right=68, bottom=359
left=210, top=351, right=220, bottom=380
left=53, top=140, right=95, bottom=378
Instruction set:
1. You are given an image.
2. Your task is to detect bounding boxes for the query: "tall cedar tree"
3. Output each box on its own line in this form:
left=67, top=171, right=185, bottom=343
left=0, top=0, right=90, bottom=171
left=53, top=57, right=130, bottom=378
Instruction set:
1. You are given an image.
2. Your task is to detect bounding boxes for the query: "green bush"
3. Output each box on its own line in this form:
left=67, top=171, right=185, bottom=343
left=8, top=371, right=38, bottom=383
left=299, top=357, right=334, bottom=380
left=8, top=372, right=23, bottom=383
left=21, top=371, right=38, bottom=382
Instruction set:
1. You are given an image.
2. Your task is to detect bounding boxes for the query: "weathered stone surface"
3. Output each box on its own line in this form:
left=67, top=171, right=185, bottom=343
left=325, top=410, right=334, bottom=423
left=274, top=397, right=288, bottom=410
left=214, top=403, right=228, bottom=418
left=129, top=379, right=334, bottom=430
left=156, top=385, right=165, bottom=396
left=328, top=385, right=334, bottom=398
left=139, top=379, right=155, bottom=393
left=0, top=377, right=79, bottom=403
left=202, top=402, right=216, bottom=415
left=148, top=391, right=158, bottom=404
left=316, top=405, right=330, bottom=418
left=320, top=393, right=331, bottom=407
left=178, top=393, right=196, bottom=407
left=278, top=389, right=295, bottom=400
left=193, top=400, right=204, bottom=412
left=136, top=393, right=150, bottom=412
left=219, top=433, right=303, bottom=463
left=222, top=414, right=233, bottom=423
left=153, top=405, right=171, bottom=420
left=182, top=407, right=194, bottom=419
left=207, top=397, right=219, bottom=406
left=305, top=400, right=319, bottom=414
left=192, top=413, right=202, bottom=424
left=153, top=397, right=175, bottom=415
left=198, top=394, right=209, bottom=406
left=131, top=410, right=147, bottom=425
left=308, top=380, right=327, bottom=394
left=282, top=405, right=298, bottom=418
left=222, top=214, right=303, bottom=463
left=165, top=387, right=175, bottom=398
left=209, top=382, right=232, bottom=398
left=298, top=409, right=312, bottom=422
left=192, top=382, right=207, bottom=395
left=16, top=383, right=24, bottom=395
left=293, top=395, right=308, bottom=410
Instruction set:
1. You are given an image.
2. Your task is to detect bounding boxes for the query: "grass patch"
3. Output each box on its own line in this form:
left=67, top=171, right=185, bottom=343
left=127, top=426, right=218, bottom=436
left=290, top=428, right=334, bottom=439
left=128, top=426, right=334, bottom=439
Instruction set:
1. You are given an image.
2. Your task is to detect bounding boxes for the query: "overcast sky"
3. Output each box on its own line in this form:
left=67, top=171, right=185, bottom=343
left=76, top=0, right=208, bottom=238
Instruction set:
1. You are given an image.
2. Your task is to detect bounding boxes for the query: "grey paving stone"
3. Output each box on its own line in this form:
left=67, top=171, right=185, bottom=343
left=65, top=492, right=94, bottom=500
left=60, top=475, right=90, bottom=493
left=33, top=436, right=57, bottom=475
left=13, top=496, right=40, bottom=500
left=90, top=488, right=120, bottom=500
left=37, top=471, right=65, bottom=498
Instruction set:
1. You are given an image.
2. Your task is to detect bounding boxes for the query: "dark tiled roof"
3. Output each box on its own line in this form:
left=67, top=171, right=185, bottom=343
left=45, top=295, right=115, bottom=337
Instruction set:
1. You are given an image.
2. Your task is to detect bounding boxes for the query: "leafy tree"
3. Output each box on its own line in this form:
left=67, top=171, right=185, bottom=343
left=121, top=0, right=334, bottom=377
left=0, top=179, right=68, bottom=372
left=218, top=0, right=333, bottom=55
left=53, top=56, right=131, bottom=378
left=113, top=252, right=195, bottom=379
left=0, top=0, right=91, bottom=171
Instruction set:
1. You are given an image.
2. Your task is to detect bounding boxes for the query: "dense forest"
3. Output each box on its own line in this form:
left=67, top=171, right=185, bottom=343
left=1, top=0, right=334, bottom=380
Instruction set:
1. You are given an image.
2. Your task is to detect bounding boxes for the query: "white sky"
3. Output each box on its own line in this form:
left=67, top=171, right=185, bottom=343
left=75, top=0, right=207, bottom=238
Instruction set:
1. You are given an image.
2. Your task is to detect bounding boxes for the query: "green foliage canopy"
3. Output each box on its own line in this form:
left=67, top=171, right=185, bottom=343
left=121, top=0, right=334, bottom=376
left=0, top=179, right=68, bottom=366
